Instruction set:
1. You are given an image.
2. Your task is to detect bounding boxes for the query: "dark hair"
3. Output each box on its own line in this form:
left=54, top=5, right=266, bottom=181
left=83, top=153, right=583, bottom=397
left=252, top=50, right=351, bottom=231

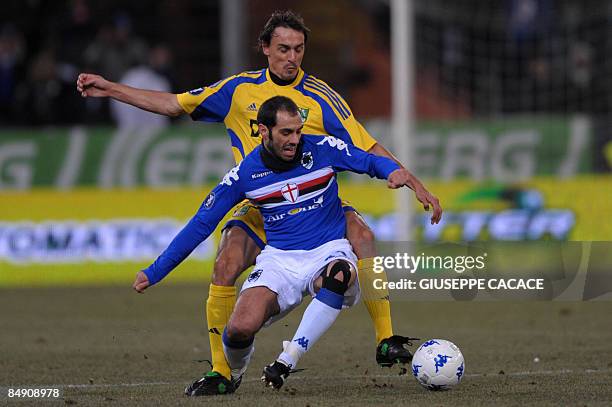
left=258, top=10, right=310, bottom=49
left=257, top=96, right=299, bottom=128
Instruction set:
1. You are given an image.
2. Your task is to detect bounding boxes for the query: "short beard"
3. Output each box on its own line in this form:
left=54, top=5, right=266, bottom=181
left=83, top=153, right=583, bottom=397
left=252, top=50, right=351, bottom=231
left=265, top=133, right=292, bottom=162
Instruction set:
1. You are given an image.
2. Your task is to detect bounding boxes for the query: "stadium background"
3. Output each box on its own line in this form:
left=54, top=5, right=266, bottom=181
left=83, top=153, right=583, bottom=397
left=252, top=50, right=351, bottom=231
left=1, top=0, right=609, bottom=285
left=1, top=1, right=611, bottom=405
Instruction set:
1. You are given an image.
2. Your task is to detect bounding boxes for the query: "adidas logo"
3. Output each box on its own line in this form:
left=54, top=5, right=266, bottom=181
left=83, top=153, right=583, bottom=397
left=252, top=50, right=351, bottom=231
left=208, top=328, right=221, bottom=335
left=246, top=102, right=257, bottom=112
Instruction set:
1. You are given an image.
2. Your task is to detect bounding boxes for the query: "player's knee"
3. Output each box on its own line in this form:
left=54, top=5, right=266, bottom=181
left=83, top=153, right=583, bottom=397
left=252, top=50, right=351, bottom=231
left=225, top=318, right=258, bottom=342
left=321, top=260, right=355, bottom=295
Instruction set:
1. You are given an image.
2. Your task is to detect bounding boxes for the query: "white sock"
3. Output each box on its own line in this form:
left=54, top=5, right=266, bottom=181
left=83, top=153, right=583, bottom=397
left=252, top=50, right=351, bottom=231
left=278, top=288, right=343, bottom=368
left=222, top=330, right=255, bottom=378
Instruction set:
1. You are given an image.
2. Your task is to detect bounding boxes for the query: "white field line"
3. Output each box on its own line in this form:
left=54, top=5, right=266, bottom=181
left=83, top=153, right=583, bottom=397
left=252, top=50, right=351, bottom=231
left=4, top=368, right=610, bottom=390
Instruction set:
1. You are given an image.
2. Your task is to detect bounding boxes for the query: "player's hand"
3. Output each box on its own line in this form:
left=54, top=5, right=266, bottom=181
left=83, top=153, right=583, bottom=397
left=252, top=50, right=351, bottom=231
left=387, top=169, right=442, bottom=224
left=387, top=168, right=410, bottom=189
left=413, top=186, right=442, bottom=225
left=132, top=271, right=150, bottom=293
left=76, top=73, right=112, bottom=98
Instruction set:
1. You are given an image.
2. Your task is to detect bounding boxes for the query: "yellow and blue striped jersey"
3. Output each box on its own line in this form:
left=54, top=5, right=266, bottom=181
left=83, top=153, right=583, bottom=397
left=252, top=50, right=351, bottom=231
left=176, top=68, right=377, bottom=163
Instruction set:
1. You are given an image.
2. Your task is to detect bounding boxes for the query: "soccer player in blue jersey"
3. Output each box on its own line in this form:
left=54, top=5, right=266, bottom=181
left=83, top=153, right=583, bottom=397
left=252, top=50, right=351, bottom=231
left=78, top=10, right=442, bottom=395
left=138, top=96, right=439, bottom=392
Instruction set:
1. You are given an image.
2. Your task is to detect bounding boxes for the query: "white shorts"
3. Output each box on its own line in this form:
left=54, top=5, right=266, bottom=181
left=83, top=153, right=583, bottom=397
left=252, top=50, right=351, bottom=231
left=241, top=238, right=360, bottom=326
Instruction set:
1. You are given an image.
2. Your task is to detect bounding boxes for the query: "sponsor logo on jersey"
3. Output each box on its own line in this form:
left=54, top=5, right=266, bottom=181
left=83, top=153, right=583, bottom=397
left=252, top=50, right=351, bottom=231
left=204, top=192, right=215, bottom=209
left=298, top=107, right=310, bottom=122
left=189, top=87, right=204, bottom=95
left=317, top=136, right=352, bottom=156
left=264, top=213, right=286, bottom=223
left=287, top=208, right=302, bottom=215
left=281, top=183, right=300, bottom=203
left=252, top=170, right=273, bottom=179
left=301, top=151, right=313, bottom=169
left=247, top=102, right=258, bottom=112
left=287, top=196, right=324, bottom=216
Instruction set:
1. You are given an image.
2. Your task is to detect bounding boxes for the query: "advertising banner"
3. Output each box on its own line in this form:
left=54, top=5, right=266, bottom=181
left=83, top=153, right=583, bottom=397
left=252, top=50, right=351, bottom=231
left=0, top=116, right=593, bottom=190
left=1, top=176, right=609, bottom=286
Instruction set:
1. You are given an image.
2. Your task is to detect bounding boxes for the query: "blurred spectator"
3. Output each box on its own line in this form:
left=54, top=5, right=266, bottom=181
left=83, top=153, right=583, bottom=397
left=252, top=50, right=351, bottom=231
left=0, top=24, right=25, bottom=122
left=58, top=0, right=97, bottom=67
left=110, top=44, right=173, bottom=128
left=506, top=0, right=552, bottom=44
left=84, top=13, right=148, bottom=82
left=99, top=44, right=174, bottom=187
left=80, top=12, right=148, bottom=123
left=24, top=47, right=61, bottom=124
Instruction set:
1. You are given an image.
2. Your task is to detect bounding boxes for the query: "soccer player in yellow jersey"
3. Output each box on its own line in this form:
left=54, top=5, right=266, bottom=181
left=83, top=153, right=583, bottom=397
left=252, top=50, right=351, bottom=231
left=77, top=10, right=442, bottom=396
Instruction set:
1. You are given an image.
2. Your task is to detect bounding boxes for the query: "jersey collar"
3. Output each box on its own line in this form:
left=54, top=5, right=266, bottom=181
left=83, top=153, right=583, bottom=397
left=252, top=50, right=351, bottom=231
left=265, top=68, right=304, bottom=87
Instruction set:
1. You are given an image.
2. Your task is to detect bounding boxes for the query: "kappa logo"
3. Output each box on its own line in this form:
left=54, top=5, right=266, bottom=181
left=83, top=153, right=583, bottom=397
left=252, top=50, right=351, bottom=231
left=298, top=107, right=310, bottom=122
left=294, top=336, right=309, bottom=350
left=456, top=362, right=464, bottom=381
left=421, top=340, right=440, bottom=348
left=220, top=163, right=241, bottom=186
left=247, top=102, right=257, bottom=112
left=412, top=364, right=422, bottom=377
left=434, top=354, right=452, bottom=373
left=252, top=170, right=273, bottom=179
left=316, top=136, right=352, bottom=156
left=203, top=192, right=215, bottom=209
left=301, top=151, right=313, bottom=169
left=281, top=183, right=300, bottom=203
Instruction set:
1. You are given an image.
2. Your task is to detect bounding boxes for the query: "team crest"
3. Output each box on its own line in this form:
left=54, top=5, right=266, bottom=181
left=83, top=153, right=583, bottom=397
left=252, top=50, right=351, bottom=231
left=301, top=151, right=313, bottom=169
left=298, top=107, right=310, bottom=123
left=232, top=205, right=250, bottom=217
left=248, top=269, right=263, bottom=282
left=281, top=183, right=300, bottom=203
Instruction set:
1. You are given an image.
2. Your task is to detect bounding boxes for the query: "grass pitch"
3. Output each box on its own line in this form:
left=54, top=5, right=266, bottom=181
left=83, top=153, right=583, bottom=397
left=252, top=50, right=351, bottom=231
left=1, top=284, right=611, bottom=406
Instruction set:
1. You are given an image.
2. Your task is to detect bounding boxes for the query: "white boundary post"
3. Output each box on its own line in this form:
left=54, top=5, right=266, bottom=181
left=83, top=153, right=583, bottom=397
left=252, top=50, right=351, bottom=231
left=391, top=0, right=415, bottom=241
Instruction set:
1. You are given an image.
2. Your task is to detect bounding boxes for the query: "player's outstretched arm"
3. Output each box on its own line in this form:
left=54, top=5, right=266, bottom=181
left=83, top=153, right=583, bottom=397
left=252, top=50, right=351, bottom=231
left=387, top=168, right=442, bottom=225
left=76, top=73, right=184, bottom=117
left=137, top=164, right=245, bottom=291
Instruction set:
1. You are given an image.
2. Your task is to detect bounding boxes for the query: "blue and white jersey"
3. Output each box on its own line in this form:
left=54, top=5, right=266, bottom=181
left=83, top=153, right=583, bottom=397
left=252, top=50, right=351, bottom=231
left=144, top=135, right=400, bottom=285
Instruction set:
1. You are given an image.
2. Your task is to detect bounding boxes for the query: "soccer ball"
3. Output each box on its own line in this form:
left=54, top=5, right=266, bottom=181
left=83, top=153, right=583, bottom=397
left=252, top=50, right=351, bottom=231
left=411, top=339, right=465, bottom=390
